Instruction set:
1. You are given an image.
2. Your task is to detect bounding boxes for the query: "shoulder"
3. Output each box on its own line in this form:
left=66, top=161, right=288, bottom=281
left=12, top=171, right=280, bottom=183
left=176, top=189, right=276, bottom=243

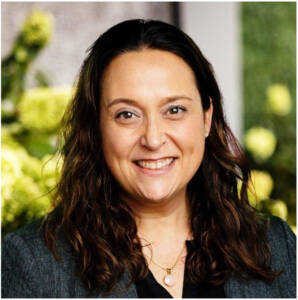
left=225, top=216, right=296, bottom=298
left=3, top=219, right=49, bottom=255
left=267, top=215, right=296, bottom=245
left=266, top=215, right=296, bottom=274
left=265, top=216, right=296, bottom=297
left=2, top=220, right=50, bottom=274
left=2, top=219, right=137, bottom=298
left=259, top=216, right=296, bottom=297
left=2, top=219, right=70, bottom=266
left=267, top=216, right=296, bottom=260
left=1, top=219, right=85, bottom=297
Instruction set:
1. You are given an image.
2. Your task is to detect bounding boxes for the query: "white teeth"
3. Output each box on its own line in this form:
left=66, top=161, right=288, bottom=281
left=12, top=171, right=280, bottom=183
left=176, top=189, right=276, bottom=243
left=137, top=158, right=174, bottom=169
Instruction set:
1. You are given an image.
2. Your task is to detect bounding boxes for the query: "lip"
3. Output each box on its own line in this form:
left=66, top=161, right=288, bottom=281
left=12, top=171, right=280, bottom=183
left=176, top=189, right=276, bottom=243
left=133, top=157, right=177, bottom=176
left=133, top=156, right=176, bottom=162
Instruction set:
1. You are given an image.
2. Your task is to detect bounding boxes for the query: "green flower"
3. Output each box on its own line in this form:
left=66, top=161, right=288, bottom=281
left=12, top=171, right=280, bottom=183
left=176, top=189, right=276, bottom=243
left=26, top=193, right=52, bottom=220
left=21, top=10, right=53, bottom=47
left=1, top=147, right=24, bottom=201
left=22, top=154, right=43, bottom=181
left=245, top=127, right=277, bottom=162
left=247, top=170, right=274, bottom=207
left=2, top=133, right=42, bottom=181
left=268, top=200, right=288, bottom=221
left=2, top=176, right=41, bottom=224
left=3, top=123, right=23, bottom=135
left=19, top=86, right=72, bottom=132
left=2, top=176, right=52, bottom=226
left=267, top=84, right=291, bottom=116
left=39, top=154, right=62, bottom=192
left=2, top=128, right=21, bottom=149
left=14, top=46, right=28, bottom=63
left=1, top=143, right=52, bottom=227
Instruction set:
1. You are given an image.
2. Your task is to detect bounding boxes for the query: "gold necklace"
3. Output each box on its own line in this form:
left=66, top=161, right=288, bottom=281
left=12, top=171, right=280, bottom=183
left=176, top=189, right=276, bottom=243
left=143, top=243, right=186, bottom=287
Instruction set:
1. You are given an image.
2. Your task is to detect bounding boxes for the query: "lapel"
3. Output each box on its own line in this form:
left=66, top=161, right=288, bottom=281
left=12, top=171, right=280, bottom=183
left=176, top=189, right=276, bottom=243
left=97, top=269, right=138, bottom=298
left=103, top=284, right=137, bottom=298
left=224, top=274, right=281, bottom=298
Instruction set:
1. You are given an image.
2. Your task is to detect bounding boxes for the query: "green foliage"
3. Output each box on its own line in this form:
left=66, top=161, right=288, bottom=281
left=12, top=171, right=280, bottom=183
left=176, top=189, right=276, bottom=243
left=2, top=10, right=53, bottom=105
left=21, top=10, right=52, bottom=47
left=1, top=10, right=69, bottom=236
left=242, top=3, right=296, bottom=226
left=2, top=5, right=296, bottom=236
left=1, top=131, right=62, bottom=235
left=19, top=86, right=72, bottom=132
left=2, top=87, right=70, bottom=234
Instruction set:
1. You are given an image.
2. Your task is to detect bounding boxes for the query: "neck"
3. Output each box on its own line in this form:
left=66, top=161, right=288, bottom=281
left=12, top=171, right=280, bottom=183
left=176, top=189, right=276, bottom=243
left=122, top=189, right=192, bottom=243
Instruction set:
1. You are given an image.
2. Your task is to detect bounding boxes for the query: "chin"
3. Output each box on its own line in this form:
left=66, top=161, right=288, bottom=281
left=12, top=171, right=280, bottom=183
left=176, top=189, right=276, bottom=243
left=139, top=188, right=175, bottom=203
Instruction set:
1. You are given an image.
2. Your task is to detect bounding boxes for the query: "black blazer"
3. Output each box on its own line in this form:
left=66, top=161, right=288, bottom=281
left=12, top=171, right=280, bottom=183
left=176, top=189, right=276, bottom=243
left=1, top=216, right=296, bottom=298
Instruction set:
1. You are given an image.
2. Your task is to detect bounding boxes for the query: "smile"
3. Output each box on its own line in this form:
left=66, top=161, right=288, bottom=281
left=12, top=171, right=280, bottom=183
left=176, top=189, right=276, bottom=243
left=136, top=157, right=175, bottom=169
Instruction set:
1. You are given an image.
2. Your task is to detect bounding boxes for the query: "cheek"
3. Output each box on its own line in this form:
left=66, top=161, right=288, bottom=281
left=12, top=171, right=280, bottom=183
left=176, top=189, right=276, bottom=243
left=169, top=116, right=206, bottom=182
left=101, top=122, right=135, bottom=166
left=172, top=116, right=206, bottom=155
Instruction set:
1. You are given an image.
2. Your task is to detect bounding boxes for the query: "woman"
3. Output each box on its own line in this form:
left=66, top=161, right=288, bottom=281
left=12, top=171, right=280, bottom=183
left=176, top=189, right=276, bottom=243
left=2, top=19, right=296, bottom=298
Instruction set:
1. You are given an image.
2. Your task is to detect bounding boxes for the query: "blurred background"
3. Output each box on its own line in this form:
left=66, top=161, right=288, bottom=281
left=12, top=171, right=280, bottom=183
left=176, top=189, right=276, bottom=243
left=2, top=2, right=296, bottom=236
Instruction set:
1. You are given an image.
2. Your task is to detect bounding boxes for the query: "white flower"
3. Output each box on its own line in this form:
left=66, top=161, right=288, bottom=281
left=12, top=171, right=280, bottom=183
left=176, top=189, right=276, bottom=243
left=2, top=99, right=15, bottom=115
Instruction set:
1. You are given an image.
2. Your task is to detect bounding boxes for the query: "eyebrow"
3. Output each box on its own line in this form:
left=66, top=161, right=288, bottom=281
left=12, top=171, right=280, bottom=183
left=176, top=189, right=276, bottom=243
left=106, top=95, right=193, bottom=109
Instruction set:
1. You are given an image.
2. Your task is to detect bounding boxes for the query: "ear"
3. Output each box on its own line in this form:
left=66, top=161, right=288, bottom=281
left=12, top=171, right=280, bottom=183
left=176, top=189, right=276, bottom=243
left=203, top=98, right=213, bottom=136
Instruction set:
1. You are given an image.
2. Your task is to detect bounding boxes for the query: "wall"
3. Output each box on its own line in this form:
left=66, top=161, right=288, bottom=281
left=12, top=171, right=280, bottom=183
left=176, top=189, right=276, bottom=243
left=180, top=2, right=241, bottom=139
left=2, top=2, right=173, bottom=87
left=2, top=2, right=241, bottom=137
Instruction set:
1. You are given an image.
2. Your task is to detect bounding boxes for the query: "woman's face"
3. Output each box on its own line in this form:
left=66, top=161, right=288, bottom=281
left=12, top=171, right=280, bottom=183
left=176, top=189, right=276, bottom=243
left=100, top=49, right=213, bottom=204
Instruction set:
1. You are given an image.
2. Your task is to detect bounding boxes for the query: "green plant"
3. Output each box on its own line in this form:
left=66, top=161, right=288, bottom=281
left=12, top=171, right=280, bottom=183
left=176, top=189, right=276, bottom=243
left=1, top=10, right=71, bottom=236
left=2, top=10, right=53, bottom=109
left=1, top=130, right=62, bottom=235
left=242, top=3, right=296, bottom=227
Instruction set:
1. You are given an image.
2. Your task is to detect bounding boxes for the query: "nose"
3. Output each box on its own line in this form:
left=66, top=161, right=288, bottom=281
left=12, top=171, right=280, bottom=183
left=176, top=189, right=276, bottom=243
left=140, top=116, right=166, bottom=151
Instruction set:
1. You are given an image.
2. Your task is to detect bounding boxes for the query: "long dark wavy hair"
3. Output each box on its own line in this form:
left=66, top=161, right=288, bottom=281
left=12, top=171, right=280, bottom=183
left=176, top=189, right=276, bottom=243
left=44, top=19, right=280, bottom=294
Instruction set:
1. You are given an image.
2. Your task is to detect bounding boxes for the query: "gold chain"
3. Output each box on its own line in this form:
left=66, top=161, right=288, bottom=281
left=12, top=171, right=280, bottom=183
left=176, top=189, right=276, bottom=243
left=143, top=243, right=186, bottom=273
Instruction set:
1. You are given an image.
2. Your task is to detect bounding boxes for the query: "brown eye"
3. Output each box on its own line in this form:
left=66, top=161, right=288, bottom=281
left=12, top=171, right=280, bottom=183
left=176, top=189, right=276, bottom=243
left=116, top=111, right=137, bottom=119
left=167, top=106, right=187, bottom=115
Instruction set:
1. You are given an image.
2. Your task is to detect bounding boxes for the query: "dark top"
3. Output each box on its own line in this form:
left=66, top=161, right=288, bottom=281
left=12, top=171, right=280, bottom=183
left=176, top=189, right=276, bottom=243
left=1, top=216, right=296, bottom=298
left=135, top=241, right=225, bottom=298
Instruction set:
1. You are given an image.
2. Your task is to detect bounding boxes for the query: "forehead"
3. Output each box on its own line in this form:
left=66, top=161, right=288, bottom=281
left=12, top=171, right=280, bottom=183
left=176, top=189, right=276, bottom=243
left=101, top=49, right=199, bottom=102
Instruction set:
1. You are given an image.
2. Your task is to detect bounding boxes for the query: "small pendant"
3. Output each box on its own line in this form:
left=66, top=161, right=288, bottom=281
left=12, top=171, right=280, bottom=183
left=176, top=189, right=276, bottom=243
left=163, top=268, right=175, bottom=286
